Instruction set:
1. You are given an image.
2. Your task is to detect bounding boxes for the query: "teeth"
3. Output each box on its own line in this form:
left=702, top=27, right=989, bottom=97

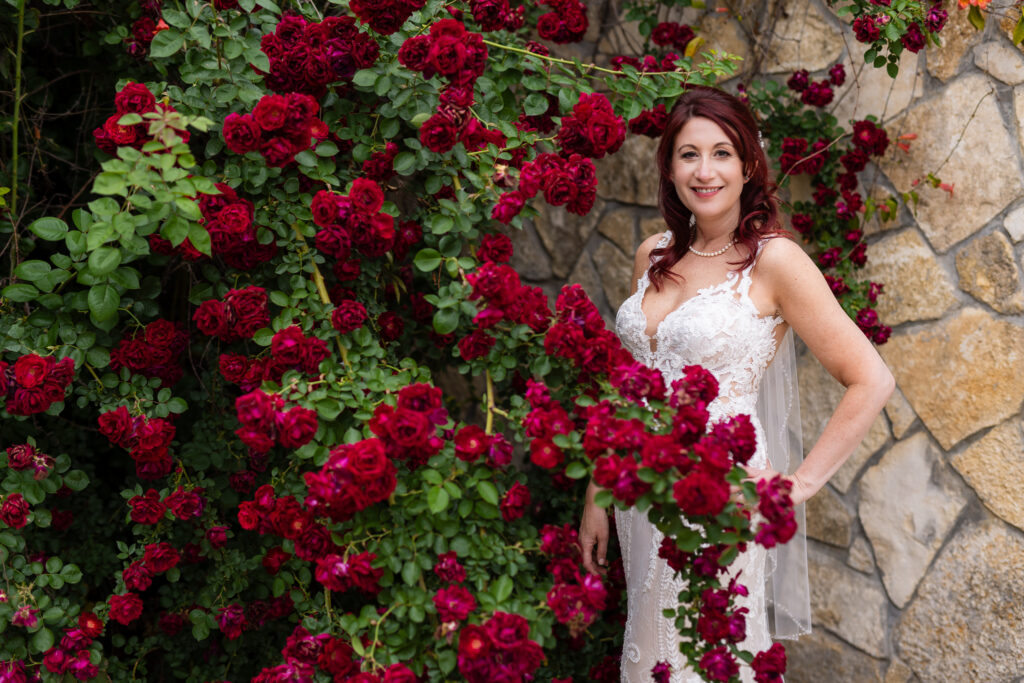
left=694, top=188, right=721, bottom=194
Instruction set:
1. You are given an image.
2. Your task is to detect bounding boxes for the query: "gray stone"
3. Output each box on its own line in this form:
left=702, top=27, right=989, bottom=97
left=697, top=13, right=753, bottom=69
left=927, top=5, right=983, bottom=82
left=832, top=41, right=924, bottom=126
left=951, top=419, right=1024, bottom=532
left=879, top=74, right=1017, bottom=252
left=806, top=485, right=852, bottom=548
left=860, top=229, right=958, bottom=325
left=567, top=251, right=606, bottom=313
left=797, top=353, right=890, bottom=493
left=858, top=432, right=968, bottom=607
left=533, top=198, right=604, bottom=278
left=1017, top=85, right=1024, bottom=163
left=597, top=209, right=636, bottom=257
left=896, top=520, right=1024, bottom=682
left=884, top=386, right=917, bottom=440
left=594, top=134, right=660, bottom=208
left=639, top=216, right=668, bottom=243
left=847, top=536, right=875, bottom=574
left=1005, top=204, right=1024, bottom=243
left=508, top=222, right=553, bottom=281
left=956, top=230, right=1024, bottom=314
left=593, top=240, right=634, bottom=311
left=808, top=550, right=890, bottom=657
left=879, top=308, right=1024, bottom=449
left=762, top=0, right=843, bottom=73
left=973, top=40, right=1024, bottom=85
left=785, top=628, right=886, bottom=683
left=885, top=658, right=915, bottom=683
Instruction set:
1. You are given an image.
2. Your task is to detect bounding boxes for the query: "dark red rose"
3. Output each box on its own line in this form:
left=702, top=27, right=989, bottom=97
left=143, top=542, right=180, bottom=573
left=420, top=111, right=461, bottom=154
left=252, top=94, right=290, bottom=131
left=491, top=191, right=525, bottom=224
left=348, top=178, right=384, bottom=215
left=12, top=354, right=49, bottom=389
left=222, top=112, right=262, bottom=154
left=129, top=489, right=166, bottom=525
left=398, top=34, right=432, bottom=72
left=434, top=584, right=477, bottom=622
left=164, top=487, right=206, bottom=520
left=115, top=83, right=156, bottom=115
left=194, top=299, right=232, bottom=339
left=901, top=21, right=925, bottom=53
left=331, top=300, right=368, bottom=335
left=108, top=593, right=143, bottom=626
left=260, top=135, right=298, bottom=167
left=673, top=468, right=729, bottom=517
left=275, top=407, right=318, bottom=449
left=311, top=190, right=340, bottom=227
left=852, top=15, right=880, bottom=43
left=457, top=330, right=495, bottom=360
left=225, top=286, right=270, bottom=338
left=829, top=63, right=846, bottom=86
left=499, top=481, right=531, bottom=522
left=377, top=311, right=404, bottom=342
left=99, top=406, right=135, bottom=447
left=0, top=493, right=29, bottom=529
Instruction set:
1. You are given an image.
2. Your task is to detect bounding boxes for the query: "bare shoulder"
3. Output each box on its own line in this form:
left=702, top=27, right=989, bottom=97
left=756, top=236, right=821, bottom=285
left=629, top=231, right=669, bottom=295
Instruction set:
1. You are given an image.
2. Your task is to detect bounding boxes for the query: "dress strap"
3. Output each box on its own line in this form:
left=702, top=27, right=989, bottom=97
left=655, top=229, right=673, bottom=251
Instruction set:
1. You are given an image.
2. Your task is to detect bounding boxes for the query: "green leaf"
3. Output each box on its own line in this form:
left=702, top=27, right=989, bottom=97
left=88, top=247, right=122, bottom=277
left=93, top=172, right=127, bottom=196
left=413, top=248, right=443, bottom=272
left=491, top=574, right=513, bottom=602
left=28, top=217, right=68, bottom=241
left=523, top=93, right=549, bottom=116
left=60, top=563, right=83, bottom=583
left=188, top=223, right=212, bottom=256
left=432, top=308, right=459, bottom=335
left=150, top=29, right=183, bottom=59
left=401, top=559, right=421, bottom=586
left=315, top=141, right=339, bottom=156
left=886, top=62, right=899, bottom=78
left=564, top=461, right=588, bottom=479
left=30, top=627, right=54, bottom=654
left=2, top=283, right=39, bottom=302
left=427, top=486, right=450, bottom=514
left=968, top=4, right=985, bottom=31
left=393, top=152, right=416, bottom=175
left=87, top=347, right=111, bottom=368
left=14, top=260, right=50, bottom=282
left=352, top=69, right=378, bottom=88
left=162, top=215, right=190, bottom=246
left=62, top=470, right=89, bottom=491
left=88, top=284, right=120, bottom=322
left=1013, top=12, right=1024, bottom=45
left=477, top=481, right=499, bottom=506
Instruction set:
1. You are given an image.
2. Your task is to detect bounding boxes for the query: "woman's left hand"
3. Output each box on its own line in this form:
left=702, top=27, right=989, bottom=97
left=740, top=465, right=813, bottom=506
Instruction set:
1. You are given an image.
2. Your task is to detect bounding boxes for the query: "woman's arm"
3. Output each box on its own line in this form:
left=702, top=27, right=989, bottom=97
left=754, top=238, right=895, bottom=504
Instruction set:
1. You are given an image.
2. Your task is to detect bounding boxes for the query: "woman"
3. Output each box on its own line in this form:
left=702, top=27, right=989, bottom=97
left=578, top=86, right=894, bottom=682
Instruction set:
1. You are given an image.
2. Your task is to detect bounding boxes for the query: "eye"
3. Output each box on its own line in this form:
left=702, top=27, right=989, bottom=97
left=714, top=149, right=732, bottom=158
left=680, top=151, right=698, bottom=159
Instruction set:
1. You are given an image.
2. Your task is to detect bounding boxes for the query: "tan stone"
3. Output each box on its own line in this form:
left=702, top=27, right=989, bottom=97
left=832, top=41, right=925, bottom=126
left=808, top=550, right=890, bottom=657
left=884, top=386, right=917, bottom=440
left=532, top=198, right=604, bottom=278
left=885, top=658, right=914, bottom=683
left=879, top=307, right=1024, bottom=449
left=797, top=353, right=890, bottom=493
left=847, top=536, right=875, bottom=574
left=785, top=628, right=886, bottom=683
left=639, top=216, right=668, bottom=243
left=508, top=222, right=552, bottom=282
left=697, top=13, right=752, bottom=69
left=858, top=432, right=968, bottom=607
left=597, top=209, right=635, bottom=258
left=806, top=485, right=852, bottom=547
left=896, top=519, right=1024, bottom=682
left=879, top=74, right=1015, bottom=253
left=956, top=231, right=1024, bottom=314
left=593, top=241, right=634, bottom=311
left=1006, top=204, right=1024, bottom=243
left=1017, top=85, right=1024, bottom=160
left=568, top=251, right=606, bottom=312
left=859, top=229, right=957, bottom=325
left=973, top=40, right=1024, bottom=85
left=762, top=0, right=843, bottom=73
left=594, top=134, right=660, bottom=208
left=951, top=419, right=1024, bottom=532
left=927, top=4, right=983, bottom=82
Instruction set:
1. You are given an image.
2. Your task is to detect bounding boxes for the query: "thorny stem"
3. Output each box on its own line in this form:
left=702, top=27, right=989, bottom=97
left=8, top=0, right=27, bottom=271
left=290, top=223, right=350, bottom=371
left=485, top=369, right=497, bottom=435
left=481, top=38, right=688, bottom=77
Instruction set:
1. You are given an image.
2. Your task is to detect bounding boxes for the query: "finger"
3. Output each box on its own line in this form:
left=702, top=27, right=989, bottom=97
left=597, top=534, right=608, bottom=567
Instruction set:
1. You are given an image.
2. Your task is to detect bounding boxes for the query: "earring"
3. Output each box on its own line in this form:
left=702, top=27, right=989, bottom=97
left=689, top=213, right=696, bottom=228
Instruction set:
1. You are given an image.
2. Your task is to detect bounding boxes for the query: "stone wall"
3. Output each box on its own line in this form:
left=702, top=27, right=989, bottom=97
left=512, top=1, right=1024, bottom=681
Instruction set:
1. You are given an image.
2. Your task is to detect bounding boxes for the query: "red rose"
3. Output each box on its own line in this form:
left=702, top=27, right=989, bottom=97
left=434, top=584, right=477, bottom=622
left=98, top=406, right=135, bottom=447
left=275, top=406, right=318, bottom=449
left=454, top=424, right=491, bottom=462
left=222, top=112, right=262, bottom=154
left=260, top=135, right=298, bottom=167
left=346, top=439, right=392, bottom=481
left=115, top=83, right=157, bottom=115
left=194, top=299, right=232, bottom=340
left=0, top=493, right=30, bottom=529
left=206, top=525, right=229, bottom=548
left=499, top=481, right=531, bottom=522
left=420, top=111, right=461, bottom=154
left=529, top=438, right=563, bottom=469
left=108, top=593, right=143, bottom=625
left=751, top=642, right=787, bottom=682
left=143, top=542, right=180, bottom=573
left=252, top=94, right=290, bottom=131
left=331, top=300, right=368, bottom=335
left=123, top=560, right=152, bottom=592
left=377, top=312, right=404, bottom=342
left=457, top=330, right=495, bottom=360
left=311, top=190, right=340, bottom=227
left=133, top=418, right=175, bottom=461
left=236, top=389, right=277, bottom=428
left=398, top=35, right=432, bottom=72
left=348, top=178, right=384, bottom=215
left=129, top=489, right=166, bottom=525
left=382, top=663, right=417, bottom=683
left=219, top=353, right=249, bottom=384
left=271, top=325, right=306, bottom=366
left=491, top=190, right=525, bottom=224
left=164, top=487, right=206, bottom=520
left=12, top=354, right=49, bottom=389
left=673, top=468, right=729, bottom=517
left=224, top=286, right=269, bottom=339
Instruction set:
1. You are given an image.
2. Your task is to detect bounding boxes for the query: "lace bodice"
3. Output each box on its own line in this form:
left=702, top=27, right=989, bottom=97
left=612, top=230, right=785, bottom=683
left=615, top=230, right=783, bottom=421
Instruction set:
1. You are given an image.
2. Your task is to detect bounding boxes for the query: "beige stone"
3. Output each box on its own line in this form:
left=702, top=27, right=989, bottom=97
left=594, top=134, right=660, bottom=208
left=696, top=13, right=752, bottom=69
left=533, top=198, right=604, bottom=278
left=808, top=550, right=890, bottom=657
left=785, top=628, right=886, bottom=683
left=1005, top=204, right=1024, bottom=243
left=593, top=241, right=634, bottom=311
left=896, top=520, right=1024, bottom=682
left=884, top=386, right=917, bottom=440
left=806, top=485, right=852, bottom=547
left=973, top=40, right=1024, bottom=85
left=597, top=209, right=635, bottom=257
left=879, top=74, right=1015, bottom=253
left=797, top=353, right=889, bottom=493
left=859, top=229, right=957, bottom=325
left=639, top=216, right=668, bottom=243
left=879, top=307, right=1024, bottom=449
left=508, top=222, right=552, bottom=282
left=763, top=0, right=843, bottom=73
left=847, top=536, right=875, bottom=574
left=951, top=419, right=1024, bottom=532
left=956, top=231, right=1024, bottom=314
left=832, top=41, right=925, bottom=126
left=858, top=432, right=968, bottom=607
left=567, top=251, right=606, bottom=312
left=1017, top=85, right=1024, bottom=161
left=927, top=4, right=983, bottom=82
left=885, top=658, right=914, bottom=683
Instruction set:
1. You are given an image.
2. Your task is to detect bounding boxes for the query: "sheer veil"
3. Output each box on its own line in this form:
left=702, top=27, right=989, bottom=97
left=756, top=328, right=811, bottom=639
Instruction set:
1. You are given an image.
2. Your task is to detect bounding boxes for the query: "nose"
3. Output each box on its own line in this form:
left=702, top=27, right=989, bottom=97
left=695, top=155, right=715, bottom=181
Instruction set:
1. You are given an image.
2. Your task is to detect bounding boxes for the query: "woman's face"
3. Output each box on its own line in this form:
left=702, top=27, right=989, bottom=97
left=668, top=116, right=746, bottom=230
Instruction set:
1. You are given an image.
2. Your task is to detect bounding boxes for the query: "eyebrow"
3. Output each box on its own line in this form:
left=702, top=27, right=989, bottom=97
left=676, top=141, right=735, bottom=153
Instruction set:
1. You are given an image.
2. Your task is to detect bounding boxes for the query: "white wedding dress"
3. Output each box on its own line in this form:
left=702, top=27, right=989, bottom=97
left=613, top=231, right=783, bottom=683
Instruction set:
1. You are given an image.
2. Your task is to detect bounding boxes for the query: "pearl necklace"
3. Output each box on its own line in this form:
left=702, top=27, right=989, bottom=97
left=688, top=239, right=735, bottom=257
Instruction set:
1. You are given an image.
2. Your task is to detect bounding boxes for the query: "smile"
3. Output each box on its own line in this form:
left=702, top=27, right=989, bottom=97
left=692, top=187, right=723, bottom=196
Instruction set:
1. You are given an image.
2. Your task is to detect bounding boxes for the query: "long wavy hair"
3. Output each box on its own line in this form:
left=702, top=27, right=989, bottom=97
left=648, top=85, right=782, bottom=290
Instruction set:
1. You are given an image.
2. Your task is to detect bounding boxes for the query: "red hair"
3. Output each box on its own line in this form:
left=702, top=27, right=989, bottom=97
left=649, top=86, right=783, bottom=290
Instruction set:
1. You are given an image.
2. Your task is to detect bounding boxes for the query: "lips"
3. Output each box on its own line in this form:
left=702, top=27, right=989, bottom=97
left=692, top=186, right=722, bottom=197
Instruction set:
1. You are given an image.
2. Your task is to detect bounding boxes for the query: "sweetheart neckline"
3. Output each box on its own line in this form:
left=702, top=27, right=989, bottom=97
left=636, top=269, right=741, bottom=342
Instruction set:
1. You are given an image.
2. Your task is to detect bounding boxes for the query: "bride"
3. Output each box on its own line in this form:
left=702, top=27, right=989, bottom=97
left=578, top=86, right=894, bottom=682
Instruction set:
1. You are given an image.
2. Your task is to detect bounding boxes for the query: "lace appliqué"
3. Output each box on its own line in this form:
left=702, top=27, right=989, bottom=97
left=613, top=231, right=783, bottom=683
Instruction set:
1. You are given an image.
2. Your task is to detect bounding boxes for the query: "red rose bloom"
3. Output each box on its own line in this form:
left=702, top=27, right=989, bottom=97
left=99, top=406, right=135, bottom=447
left=454, top=424, right=491, bottom=462
left=457, top=330, right=495, bottom=360
left=108, top=593, right=144, bottom=625
left=434, top=584, right=477, bottom=622
left=673, top=468, right=729, bottom=517
left=222, top=113, right=261, bottom=153
left=499, top=481, right=531, bottom=522
left=420, top=111, right=461, bottom=153
left=143, top=542, right=181, bottom=573
left=377, top=311, right=405, bottom=342
left=115, top=83, right=157, bottom=115
left=0, top=493, right=30, bottom=529
left=275, top=406, right=319, bottom=449
left=129, top=489, right=166, bottom=525
left=164, top=487, right=206, bottom=520
left=331, top=300, right=368, bottom=334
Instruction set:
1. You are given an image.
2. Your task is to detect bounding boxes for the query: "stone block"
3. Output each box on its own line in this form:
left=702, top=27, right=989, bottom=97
left=885, top=658, right=915, bottom=683
left=697, top=13, right=752, bottom=68
left=797, top=352, right=890, bottom=493
left=1006, top=204, right=1024, bottom=243
left=847, top=536, right=875, bottom=574
left=884, top=386, right=917, bottom=440
left=593, top=240, right=634, bottom=311
left=568, top=251, right=606, bottom=314
left=956, top=230, right=1024, bottom=314
left=879, top=74, right=1018, bottom=253
left=951, top=419, right=1024, bottom=532
left=879, top=308, right=1024, bottom=449
left=639, top=216, right=668, bottom=243
left=594, top=135, right=661, bottom=208
left=973, top=40, right=1024, bottom=85
left=785, top=628, right=886, bottom=683
left=860, top=229, right=957, bottom=325
left=508, top=222, right=553, bottom=281
left=808, top=550, right=890, bottom=657
left=831, top=42, right=924, bottom=126
left=926, top=5, right=983, bottom=82
left=806, top=485, right=852, bottom=548
left=533, top=198, right=604, bottom=278
left=858, top=432, right=968, bottom=607
left=762, top=0, right=843, bottom=73
left=597, top=209, right=636, bottom=257
left=896, top=520, right=1024, bottom=682
left=1017, top=85, right=1024, bottom=163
